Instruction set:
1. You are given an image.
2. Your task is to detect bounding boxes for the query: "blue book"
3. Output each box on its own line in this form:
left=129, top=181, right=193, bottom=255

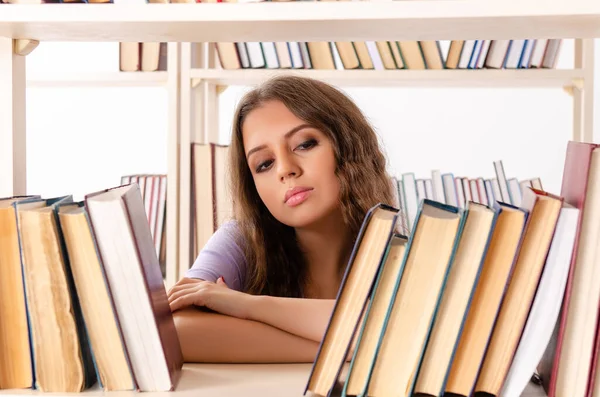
left=412, top=201, right=498, bottom=397
left=361, top=199, right=464, bottom=397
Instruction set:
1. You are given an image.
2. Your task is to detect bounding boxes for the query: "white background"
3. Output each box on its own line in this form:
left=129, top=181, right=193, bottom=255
left=24, top=39, right=592, bottom=201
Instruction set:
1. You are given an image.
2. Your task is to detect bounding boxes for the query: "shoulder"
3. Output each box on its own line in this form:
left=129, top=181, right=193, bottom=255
left=185, top=220, right=248, bottom=291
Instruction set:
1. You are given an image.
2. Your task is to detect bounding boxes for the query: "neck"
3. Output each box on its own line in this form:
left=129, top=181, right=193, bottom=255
left=295, top=210, right=353, bottom=299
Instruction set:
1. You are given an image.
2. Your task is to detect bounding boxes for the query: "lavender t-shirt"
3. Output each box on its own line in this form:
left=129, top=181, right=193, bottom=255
left=185, top=220, right=247, bottom=291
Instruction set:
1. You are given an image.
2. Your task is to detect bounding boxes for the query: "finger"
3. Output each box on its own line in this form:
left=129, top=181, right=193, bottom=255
left=168, top=277, right=200, bottom=294
left=216, top=276, right=228, bottom=287
left=167, top=280, right=204, bottom=298
left=168, top=287, right=198, bottom=305
left=169, top=295, right=198, bottom=312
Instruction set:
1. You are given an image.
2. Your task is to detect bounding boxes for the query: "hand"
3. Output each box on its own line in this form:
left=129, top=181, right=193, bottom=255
left=167, top=277, right=255, bottom=320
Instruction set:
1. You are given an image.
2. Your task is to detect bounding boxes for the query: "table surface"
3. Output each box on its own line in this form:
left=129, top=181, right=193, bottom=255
left=0, top=363, right=549, bottom=396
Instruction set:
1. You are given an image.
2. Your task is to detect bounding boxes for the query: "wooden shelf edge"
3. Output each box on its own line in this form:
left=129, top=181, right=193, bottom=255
left=26, top=71, right=168, bottom=87
left=2, top=2, right=600, bottom=42
left=189, top=68, right=586, bottom=88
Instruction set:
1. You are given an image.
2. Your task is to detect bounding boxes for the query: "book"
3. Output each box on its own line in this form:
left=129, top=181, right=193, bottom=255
left=58, top=203, right=136, bottom=391
left=444, top=201, right=528, bottom=396
left=413, top=201, right=497, bottom=397
left=343, top=234, right=408, bottom=396
left=0, top=196, right=39, bottom=389
left=304, top=203, right=399, bottom=397
left=15, top=195, right=97, bottom=392
left=85, top=184, right=183, bottom=392
left=500, top=203, right=579, bottom=397
left=475, top=187, right=564, bottom=395
left=365, top=200, right=462, bottom=397
left=540, top=142, right=600, bottom=397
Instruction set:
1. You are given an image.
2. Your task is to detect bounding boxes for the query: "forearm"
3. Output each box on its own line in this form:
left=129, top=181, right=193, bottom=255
left=173, top=308, right=319, bottom=363
left=247, top=296, right=335, bottom=343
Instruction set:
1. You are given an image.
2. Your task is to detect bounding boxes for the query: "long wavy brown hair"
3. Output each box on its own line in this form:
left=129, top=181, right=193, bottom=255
left=229, top=75, right=395, bottom=298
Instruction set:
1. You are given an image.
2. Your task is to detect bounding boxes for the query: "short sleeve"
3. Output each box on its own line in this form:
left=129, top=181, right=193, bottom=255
left=185, top=220, right=247, bottom=292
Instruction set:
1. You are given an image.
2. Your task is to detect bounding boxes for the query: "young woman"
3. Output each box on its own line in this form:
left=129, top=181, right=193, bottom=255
left=167, top=75, right=395, bottom=363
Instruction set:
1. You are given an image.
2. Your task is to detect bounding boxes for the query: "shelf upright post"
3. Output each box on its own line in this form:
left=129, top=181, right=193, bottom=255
left=573, top=38, right=595, bottom=143
left=0, top=38, right=27, bottom=198
left=165, top=42, right=182, bottom=290
left=178, top=41, right=194, bottom=281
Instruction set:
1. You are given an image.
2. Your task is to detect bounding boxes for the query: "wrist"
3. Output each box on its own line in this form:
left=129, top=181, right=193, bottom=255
left=245, top=294, right=270, bottom=322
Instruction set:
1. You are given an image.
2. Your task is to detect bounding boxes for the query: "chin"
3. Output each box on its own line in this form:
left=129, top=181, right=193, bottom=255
left=276, top=203, right=339, bottom=229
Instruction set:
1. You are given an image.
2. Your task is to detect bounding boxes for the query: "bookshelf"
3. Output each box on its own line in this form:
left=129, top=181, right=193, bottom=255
left=0, top=1, right=597, bottom=289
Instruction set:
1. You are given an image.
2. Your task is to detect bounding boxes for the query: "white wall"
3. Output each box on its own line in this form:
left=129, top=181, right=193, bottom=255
left=25, top=39, right=589, bottom=201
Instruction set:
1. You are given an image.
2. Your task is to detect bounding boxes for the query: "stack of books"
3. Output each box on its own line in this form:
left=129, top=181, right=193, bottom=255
left=0, top=185, right=182, bottom=392
left=306, top=140, right=600, bottom=397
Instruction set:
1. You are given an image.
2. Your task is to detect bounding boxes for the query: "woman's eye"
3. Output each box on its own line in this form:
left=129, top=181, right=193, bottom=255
left=296, top=139, right=317, bottom=151
left=256, top=160, right=273, bottom=173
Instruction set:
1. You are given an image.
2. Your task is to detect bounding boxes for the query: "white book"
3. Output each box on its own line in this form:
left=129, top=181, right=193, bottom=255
left=442, top=173, right=458, bottom=207
left=508, top=178, right=523, bottom=207
left=416, top=179, right=427, bottom=203
left=366, top=41, right=385, bottom=70
left=529, top=39, right=548, bottom=68
left=477, top=178, right=488, bottom=206
left=485, top=40, right=510, bottom=68
left=431, top=170, right=446, bottom=204
left=424, top=179, right=434, bottom=201
left=261, top=42, right=280, bottom=69
left=245, top=42, right=265, bottom=68
left=458, top=40, right=476, bottom=69
left=455, top=177, right=465, bottom=209
left=470, top=179, right=480, bottom=204
left=235, top=43, right=250, bottom=69
left=494, top=160, right=512, bottom=204
left=402, top=173, right=419, bottom=232
left=86, top=184, right=182, bottom=392
left=500, top=206, right=579, bottom=397
left=396, top=180, right=410, bottom=236
left=476, top=40, right=491, bottom=69
left=287, top=42, right=304, bottom=69
left=504, top=40, right=526, bottom=69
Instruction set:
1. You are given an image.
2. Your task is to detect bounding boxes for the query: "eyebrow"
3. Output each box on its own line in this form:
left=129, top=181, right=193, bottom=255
left=245, top=123, right=312, bottom=160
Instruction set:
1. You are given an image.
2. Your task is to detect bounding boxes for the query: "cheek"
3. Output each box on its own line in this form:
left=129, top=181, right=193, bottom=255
left=253, top=175, right=281, bottom=209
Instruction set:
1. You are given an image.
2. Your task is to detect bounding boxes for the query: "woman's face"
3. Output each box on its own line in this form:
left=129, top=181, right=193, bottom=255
left=242, top=100, right=341, bottom=229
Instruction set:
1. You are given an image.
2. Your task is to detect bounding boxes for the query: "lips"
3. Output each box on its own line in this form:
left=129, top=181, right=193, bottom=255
left=284, top=186, right=313, bottom=203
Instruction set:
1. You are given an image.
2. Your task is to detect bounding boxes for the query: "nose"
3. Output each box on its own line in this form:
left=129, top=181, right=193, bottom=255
left=277, top=152, right=301, bottom=183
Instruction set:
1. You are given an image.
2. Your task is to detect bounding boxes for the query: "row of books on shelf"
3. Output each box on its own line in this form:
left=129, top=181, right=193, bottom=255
left=215, top=38, right=562, bottom=71
left=120, top=173, right=167, bottom=275
left=305, top=140, right=600, bottom=397
left=119, top=42, right=168, bottom=72
left=3, top=140, right=598, bottom=396
left=0, top=185, right=182, bottom=392
left=390, top=160, right=542, bottom=236
left=192, top=142, right=233, bottom=257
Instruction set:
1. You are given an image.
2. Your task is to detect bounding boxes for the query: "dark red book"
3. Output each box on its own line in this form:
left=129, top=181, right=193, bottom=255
left=538, top=141, right=600, bottom=397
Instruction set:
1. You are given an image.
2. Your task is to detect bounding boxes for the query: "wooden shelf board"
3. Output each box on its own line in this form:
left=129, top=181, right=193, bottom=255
left=189, top=68, right=585, bottom=88
left=1, top=1, right=600, bottom=42
left=26, top=71, right=168, bottom=87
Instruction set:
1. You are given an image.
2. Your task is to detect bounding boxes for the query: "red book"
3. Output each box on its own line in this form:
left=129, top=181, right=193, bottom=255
left=539, top=141, right=600, bottom=397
